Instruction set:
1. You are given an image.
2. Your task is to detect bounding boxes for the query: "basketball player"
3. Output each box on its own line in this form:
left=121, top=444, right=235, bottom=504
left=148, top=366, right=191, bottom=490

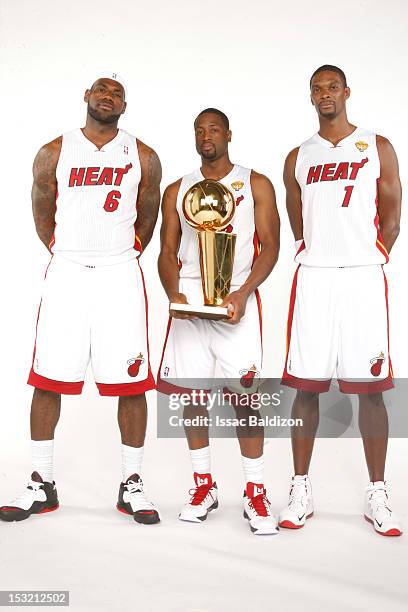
left=158, top=109, right=280, bottom=535
left=0, top=73, right=162, bottom=525
left=279, top=65, right=402, bottom=536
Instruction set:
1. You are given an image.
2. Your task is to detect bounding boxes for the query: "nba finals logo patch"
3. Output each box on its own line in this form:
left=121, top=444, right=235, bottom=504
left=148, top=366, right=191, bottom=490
left=127, top=353, right=145, bottom=377
left=231, top=181, right=244, bottom=191
left=239, top=364, right=260, bottom=388
left=355, top=141, right=368, bottom=152
left=370, top=351, right=384, bottom=377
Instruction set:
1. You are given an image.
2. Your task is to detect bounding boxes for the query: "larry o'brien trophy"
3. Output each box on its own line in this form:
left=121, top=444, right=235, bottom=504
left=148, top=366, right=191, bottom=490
left=170, top=179, right=236, bottom=321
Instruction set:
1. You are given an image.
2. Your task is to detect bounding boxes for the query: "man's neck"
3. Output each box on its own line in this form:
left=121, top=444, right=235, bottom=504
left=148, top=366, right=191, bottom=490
left=82, top=117, right=119, bottom=149
left=318, top=114, right=356, bottom=147
left=200, top=156, right=234, bottom=180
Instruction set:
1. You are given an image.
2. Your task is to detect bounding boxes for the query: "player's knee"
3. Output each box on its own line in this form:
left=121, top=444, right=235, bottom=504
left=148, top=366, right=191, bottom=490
left=118, top=393, right=147, bottom=408
left=33, top=387, right=60, bottom=399
left=359, top=392, right=384, bottom=409
left=296, top=390, right=318, bottom=403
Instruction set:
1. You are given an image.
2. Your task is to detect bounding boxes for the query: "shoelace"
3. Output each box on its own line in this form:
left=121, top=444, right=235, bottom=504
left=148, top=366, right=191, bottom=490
left=125, top=480, right=156, bottom=509
left=189, top=484, right=212, bottom=506
left=369, top=488, right=392, bottom=520
left=126, top=480, right=144, bottom=495
left=288, top=481, right=308, bottom=510
left=9, top=479, right=44, bottom=507
left=248, top=493, right=271, bottom=517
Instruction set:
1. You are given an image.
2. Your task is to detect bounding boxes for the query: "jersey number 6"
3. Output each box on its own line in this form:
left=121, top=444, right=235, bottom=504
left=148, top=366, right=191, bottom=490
left=103, top=190, right=121, bottom=212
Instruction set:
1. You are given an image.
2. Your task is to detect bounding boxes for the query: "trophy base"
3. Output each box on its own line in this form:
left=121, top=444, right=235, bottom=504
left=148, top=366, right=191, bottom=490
left=169, top=303, right=230, bottom=321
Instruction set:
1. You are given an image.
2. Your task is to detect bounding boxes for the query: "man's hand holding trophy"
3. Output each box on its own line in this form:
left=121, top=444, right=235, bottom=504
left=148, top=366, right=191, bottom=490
left=170, top=179, right=237, bottom=321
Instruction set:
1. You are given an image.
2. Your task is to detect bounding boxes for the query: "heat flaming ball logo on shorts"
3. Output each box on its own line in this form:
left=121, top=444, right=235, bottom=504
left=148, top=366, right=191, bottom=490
left=355, top=141, right=369, bottom=152
left=127, top=353, right=145, bottom=377
left=370, top=352, right=385, bottom=377
left=239, top=364, right=260, bottom=389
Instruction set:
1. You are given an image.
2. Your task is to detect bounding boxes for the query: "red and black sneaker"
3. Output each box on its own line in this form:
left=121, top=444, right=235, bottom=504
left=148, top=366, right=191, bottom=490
left=179, top=473, right=219, bottom=522
left=117, top=474, right=160, bottom=525
left=0, top=471, right=59, bottom=522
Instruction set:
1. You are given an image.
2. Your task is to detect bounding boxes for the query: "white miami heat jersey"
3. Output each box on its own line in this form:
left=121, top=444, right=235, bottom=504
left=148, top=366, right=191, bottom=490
left=295, top=128, right=388, bottom=267
left=177, top=165, right=258, bottom=286
left=52, top=129, right=142, bottom=265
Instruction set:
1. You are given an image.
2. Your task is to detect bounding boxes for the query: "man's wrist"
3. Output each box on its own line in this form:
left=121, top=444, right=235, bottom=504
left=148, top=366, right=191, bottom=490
left=235, top=285, right=252, bottom=299
left=168, top=290, right=181, bottom=302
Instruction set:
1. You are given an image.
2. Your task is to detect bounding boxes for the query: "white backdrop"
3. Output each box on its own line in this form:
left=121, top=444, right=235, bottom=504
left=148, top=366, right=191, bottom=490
left=0, top=1, right=407, bottom=611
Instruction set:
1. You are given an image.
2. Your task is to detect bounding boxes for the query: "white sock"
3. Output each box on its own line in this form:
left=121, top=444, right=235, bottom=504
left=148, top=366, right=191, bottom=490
left=190, top=446, right=211, bottom=475
left=122, top=444, right=144, bottom=482
left=241, top=455, right=264, bottom=485
left=31, top=439, right=54, bottom=483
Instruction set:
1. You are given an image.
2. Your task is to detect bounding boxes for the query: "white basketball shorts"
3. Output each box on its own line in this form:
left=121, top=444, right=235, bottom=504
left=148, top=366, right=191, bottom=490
left=157, top=278, right=263, bottom=396
left=28, top=254, right=155, bottom=396
left=282, top=264, right=393, bottom=394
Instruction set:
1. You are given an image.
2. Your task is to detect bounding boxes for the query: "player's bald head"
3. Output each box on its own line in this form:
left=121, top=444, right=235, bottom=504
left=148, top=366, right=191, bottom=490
left=90, top=78, right=126, bottom=100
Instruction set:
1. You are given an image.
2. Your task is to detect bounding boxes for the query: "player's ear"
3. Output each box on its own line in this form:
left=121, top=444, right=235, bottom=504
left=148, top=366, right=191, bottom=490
left=345, top=87, right=351, bottom=100
left=227, top=129, right=232, bottom=143
left=121, top=101, right=127, bottom=115
left=84, top=89, right=91, bottom=103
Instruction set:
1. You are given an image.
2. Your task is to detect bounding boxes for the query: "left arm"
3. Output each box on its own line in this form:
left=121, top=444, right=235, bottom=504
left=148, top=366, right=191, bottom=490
left=135, top=139, right=162, bottom=251
left=222, top=171, right=280, bottom=324
left=376, top=135, right=402, bottom=253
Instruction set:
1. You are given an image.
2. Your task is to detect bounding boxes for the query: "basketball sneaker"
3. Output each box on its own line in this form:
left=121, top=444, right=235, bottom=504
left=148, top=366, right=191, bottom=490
left=117, top=474, right=160, bottom=524
left=279, top=474, right=314, bottom=529
left=243, top=482, right=278, bottom=535
left=0, top=471, right=59, bottom=522
left=364, top=481, right=402, bottom=536
left=179, top=473, right=218, bottom=522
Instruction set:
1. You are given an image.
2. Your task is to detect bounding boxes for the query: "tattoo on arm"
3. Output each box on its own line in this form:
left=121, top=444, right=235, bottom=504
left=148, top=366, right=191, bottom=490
left=32, top=138, right=61, bottom=250
left=135, top=141, right=162, bottom=251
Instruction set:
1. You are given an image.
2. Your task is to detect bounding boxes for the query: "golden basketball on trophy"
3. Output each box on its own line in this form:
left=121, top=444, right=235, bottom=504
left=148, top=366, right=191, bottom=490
left=170, top=179, right=237, bottom=320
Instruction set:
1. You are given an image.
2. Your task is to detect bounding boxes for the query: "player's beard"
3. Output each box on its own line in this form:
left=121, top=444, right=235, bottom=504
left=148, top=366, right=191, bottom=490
left=320, top=109, right=337, bottom=120
left=200, top=144, right=218, bottom=160
left=201, top=150, right=217, bottom=160
left=318, top=101, right=338, bottom=120
left=87, top=103, right=121, bottom=125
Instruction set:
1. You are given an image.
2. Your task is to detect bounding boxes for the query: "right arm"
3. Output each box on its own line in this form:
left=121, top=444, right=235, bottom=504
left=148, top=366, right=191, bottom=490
left=32, top=137, right=62, bottom=250
left=283, top=147, right=303, bottom=242
left=158, top=180, right=193, bottom=319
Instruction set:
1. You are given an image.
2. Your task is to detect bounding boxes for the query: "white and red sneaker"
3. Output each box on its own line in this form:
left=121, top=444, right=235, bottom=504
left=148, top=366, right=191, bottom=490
left=243, top=483, right=278, bottom=535
left=179, top=473, right=218, bottom=523
left=279, top=475, right=314, bottom=529
left=364, top=481, right=402, bottom=537
left=0, top=472, right=59, bottom=522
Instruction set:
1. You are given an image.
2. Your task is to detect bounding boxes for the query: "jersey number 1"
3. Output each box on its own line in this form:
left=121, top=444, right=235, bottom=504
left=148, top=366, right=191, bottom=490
left=342, top=185, right=354, bottom=207
left=104, top=190, right=121, bottom=212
